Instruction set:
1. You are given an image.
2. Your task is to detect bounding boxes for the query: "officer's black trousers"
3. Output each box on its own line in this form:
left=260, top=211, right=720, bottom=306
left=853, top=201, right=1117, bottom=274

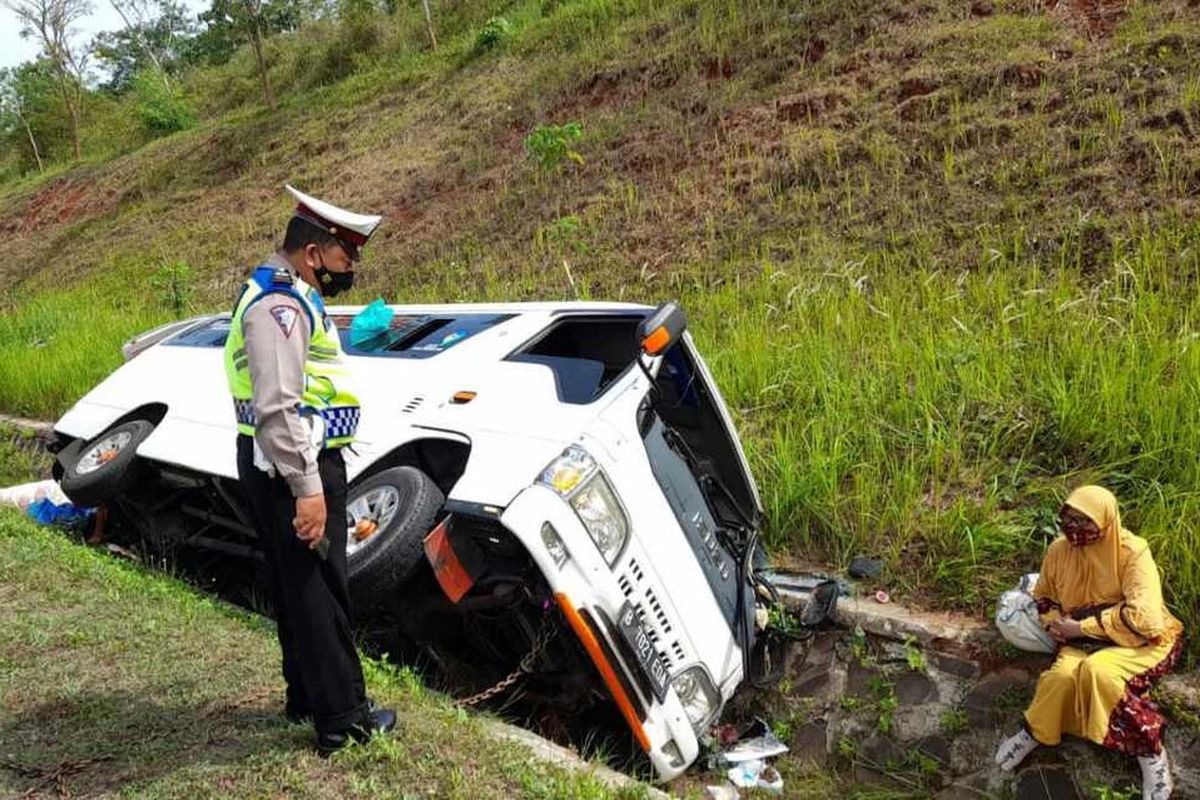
left=236, top=435, right=368, bottom=734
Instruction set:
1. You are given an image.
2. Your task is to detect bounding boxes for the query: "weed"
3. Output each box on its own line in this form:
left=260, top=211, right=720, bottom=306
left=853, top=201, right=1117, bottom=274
left=903, top=635, right=927, bottom=673
left=849, top=626, right=873, bottom=668
left=995, top=685, right=1032, bottom=716
left=149, top=260, right=196, bottom=318
left=1090, top=784, right=1138, bottom=800
left=475, top=16, right=514, bottom=52
left=766, top=604, right=805, bottom=639
left=837, top=735, right=857, bottom=759
left=1152, top=686, right=1200, bottom=733
left=939, top=708, right=968, bottom=736
left=0, top=424, right=52, bottom=485
left=524, top=122, right=585, bottom=172
left=869, top=676, right=899, bottom=734
left=996, top=640, right=1024, bottom=661
left=770, top=716, right=793, bottom=743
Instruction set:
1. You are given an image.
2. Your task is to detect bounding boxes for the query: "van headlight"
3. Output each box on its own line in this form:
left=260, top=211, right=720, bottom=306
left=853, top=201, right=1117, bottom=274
left=540, top=445, right=629, bottom=565
left=671, top=666, right=719, bottom=734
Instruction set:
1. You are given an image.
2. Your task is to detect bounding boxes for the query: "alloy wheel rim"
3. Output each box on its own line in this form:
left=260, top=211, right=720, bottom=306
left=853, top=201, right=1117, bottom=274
left=76, top=431, right=134, bottom=475
left=345, top=485, right=401, bottom=558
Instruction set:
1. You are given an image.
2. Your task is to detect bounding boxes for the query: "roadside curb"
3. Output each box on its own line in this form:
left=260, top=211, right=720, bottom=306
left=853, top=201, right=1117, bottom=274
left=771, top=571, right=998, bottom=651
left=485, top=718, right=671, bottom=798
left=0, top=413, right=55, bottom=439
left=831, top=594, right=998, bottom=649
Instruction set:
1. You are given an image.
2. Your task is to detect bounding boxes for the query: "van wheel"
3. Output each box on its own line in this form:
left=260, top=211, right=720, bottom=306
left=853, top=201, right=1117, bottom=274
left=59, top=420, right=155, bottom=507
left=346, top=466, right=444, bottom=608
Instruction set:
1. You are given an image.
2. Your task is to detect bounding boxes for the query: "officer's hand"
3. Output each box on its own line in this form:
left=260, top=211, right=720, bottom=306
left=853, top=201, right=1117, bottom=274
left=294, top=493, right=327, bottom=548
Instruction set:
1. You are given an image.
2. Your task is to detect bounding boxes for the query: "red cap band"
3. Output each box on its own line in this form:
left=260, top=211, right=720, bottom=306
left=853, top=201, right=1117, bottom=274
left=294, top=203, right=369, bottom=248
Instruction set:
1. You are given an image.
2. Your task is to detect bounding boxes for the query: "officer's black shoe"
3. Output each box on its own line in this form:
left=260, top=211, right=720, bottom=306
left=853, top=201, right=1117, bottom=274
left=315, top=708, right=397, bottom=757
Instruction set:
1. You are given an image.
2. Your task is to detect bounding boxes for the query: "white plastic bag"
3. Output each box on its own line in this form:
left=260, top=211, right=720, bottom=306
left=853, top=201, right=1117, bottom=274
left=995, top=572, right=1056, bottom=654
left=0, top=480, right=68, bottom=510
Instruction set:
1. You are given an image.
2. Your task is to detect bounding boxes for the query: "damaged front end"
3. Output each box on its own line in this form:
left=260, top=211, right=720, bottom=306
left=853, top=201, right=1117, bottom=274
left=406, top=304, right=769, bottom=781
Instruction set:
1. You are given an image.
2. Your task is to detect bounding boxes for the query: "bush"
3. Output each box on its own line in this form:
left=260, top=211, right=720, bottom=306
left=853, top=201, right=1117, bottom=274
left=523, top=121, right=584, bottom=171
left=133, top=71, right=196, bottom=136
left=474, top=15, right=514, bottom=51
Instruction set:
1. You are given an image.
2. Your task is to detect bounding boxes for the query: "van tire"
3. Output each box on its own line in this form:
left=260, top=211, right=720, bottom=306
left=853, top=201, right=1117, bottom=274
left=59, top=420, right=155, bottom=507
left=346, top=466, right=444, bottom=608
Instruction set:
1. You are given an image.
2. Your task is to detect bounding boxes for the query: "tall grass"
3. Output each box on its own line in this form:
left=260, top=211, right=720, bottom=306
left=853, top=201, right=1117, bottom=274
left=11, top=222, right=1199, bottom=656
left=3, top=0, right=1200, bottom=664
left=688, top=225, right=1200, bottom=641
left=0, top=285, right=168, bottom=417
left=357, top=221, right=1200, bottom=654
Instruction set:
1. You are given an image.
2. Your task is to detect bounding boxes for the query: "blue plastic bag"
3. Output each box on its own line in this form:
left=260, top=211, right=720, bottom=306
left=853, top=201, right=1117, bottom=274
left=350, top=298, right=395, bottom=347
left=27, top=497, right=92, bottom=529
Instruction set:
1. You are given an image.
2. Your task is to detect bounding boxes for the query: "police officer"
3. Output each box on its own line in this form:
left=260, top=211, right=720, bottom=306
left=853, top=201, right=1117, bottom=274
left=224, top=184, right=395, bottom=755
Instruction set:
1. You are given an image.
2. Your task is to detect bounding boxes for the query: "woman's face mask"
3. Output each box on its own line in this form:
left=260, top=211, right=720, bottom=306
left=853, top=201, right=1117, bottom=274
left=1059, top=505, right=1102, bottom=546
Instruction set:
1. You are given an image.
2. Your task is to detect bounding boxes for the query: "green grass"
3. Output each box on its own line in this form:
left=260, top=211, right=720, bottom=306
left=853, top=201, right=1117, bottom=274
left=2, top=0, right=1200, bottom=662
left=0, top=426, right=51, bottom=486
left=0, top=510, right=650, bottom=798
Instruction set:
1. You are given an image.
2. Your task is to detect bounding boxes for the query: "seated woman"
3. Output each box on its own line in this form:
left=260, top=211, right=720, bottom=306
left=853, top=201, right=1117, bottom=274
left=994, top=486, right=1184, bottom=799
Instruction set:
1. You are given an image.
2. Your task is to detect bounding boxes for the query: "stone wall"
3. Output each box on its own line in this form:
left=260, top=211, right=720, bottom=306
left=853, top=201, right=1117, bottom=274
left=728, top=594, right=1200, bottom=799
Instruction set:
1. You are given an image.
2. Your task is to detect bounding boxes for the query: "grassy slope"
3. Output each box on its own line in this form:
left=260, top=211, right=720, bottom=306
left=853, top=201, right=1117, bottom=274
left=0, top=510, right=650, bottom=799
left=2, top=0, right=1200, bottom=655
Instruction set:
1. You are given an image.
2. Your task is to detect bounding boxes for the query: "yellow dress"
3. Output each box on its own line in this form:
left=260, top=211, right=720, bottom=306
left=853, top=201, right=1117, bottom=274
left=1027, top=486, right=1183, bottom=756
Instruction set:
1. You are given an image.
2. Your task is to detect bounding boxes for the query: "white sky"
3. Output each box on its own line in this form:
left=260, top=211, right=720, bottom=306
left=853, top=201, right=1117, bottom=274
left=0, top=0, right=209, bottom=71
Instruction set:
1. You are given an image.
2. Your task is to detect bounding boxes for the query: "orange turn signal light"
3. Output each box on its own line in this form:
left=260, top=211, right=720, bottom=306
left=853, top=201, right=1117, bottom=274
left=451, top=391, right=477, bottom=404
left=554, top=593, right=651, bottom=752
left=642, top=326, right=671, bottom=356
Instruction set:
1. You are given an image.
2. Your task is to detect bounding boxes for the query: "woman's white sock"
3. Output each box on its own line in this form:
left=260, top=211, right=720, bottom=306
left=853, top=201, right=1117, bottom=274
left=994, top=728, right=1038, bottom=772
left=1139, top=752, right=1173, bottom=800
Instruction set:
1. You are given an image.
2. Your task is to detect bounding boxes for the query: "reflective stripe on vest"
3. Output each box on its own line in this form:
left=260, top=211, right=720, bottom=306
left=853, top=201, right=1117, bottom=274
left=223, top=265, right=360, bottom=448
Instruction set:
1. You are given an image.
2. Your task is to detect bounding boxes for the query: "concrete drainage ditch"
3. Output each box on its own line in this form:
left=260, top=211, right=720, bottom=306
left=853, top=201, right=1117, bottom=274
left=702, top=585, right=1200, bottom=800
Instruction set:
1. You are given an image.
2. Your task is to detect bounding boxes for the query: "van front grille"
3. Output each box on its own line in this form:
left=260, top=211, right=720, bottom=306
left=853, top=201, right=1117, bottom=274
left=616, top=556, right=682, bottom=672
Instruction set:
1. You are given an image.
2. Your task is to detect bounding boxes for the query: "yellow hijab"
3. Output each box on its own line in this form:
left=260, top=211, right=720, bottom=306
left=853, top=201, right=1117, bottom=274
left=1056, top=485, right=1128, bottom=610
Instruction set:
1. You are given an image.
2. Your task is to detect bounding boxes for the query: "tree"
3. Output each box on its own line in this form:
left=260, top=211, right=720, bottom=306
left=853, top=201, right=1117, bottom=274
left=0, top=66, right=45, bottom=171
left=420, top=0, right=435, bottom=51
left=92, top=0, right=197, bottom=93
left=0, top=60, right=68, bottom=171
left=2, top=0, right=93, bottom=160
left=197, top=0, right=302, bottom=109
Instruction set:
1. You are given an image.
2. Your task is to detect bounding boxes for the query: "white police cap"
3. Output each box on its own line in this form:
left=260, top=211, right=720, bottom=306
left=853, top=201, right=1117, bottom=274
left=285, top=184, right=382, bottom=257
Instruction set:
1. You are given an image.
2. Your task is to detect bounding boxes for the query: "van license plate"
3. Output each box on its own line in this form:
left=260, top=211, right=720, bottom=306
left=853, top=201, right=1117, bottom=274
left=617, top=602, right=669, bottom=702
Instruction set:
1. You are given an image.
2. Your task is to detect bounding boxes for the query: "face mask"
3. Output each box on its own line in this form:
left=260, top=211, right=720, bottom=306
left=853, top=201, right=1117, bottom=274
left=1064, top=526, right=1102, bottom=547
left=1060, top=510, right=1103, bottom=547
left=312, top=250, right=355, bottom=297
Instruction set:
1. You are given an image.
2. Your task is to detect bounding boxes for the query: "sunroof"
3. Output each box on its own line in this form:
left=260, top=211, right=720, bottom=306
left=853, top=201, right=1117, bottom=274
left=333, top=313, right=513, bottom=359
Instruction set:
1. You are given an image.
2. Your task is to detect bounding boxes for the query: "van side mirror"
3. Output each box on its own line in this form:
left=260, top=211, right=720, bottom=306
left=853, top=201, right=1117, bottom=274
left=638, top=301, right=687, bottom=357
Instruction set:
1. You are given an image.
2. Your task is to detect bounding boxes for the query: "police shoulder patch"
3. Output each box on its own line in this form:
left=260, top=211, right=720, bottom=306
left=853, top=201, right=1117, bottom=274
left=269, top=304, right=300, bottom=338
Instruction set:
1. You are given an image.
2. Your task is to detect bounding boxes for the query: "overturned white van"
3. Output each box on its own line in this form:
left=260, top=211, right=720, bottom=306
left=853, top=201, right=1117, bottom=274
left=51, top=300, right=768, bottom=780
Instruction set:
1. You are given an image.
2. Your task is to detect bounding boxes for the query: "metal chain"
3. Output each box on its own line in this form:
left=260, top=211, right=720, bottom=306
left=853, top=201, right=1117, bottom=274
left=456, top=615, right=557, bottom=708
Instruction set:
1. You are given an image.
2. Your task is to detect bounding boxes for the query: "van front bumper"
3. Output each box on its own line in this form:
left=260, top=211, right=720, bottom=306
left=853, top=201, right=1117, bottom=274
left=500, top=483, right=703, bottom=781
